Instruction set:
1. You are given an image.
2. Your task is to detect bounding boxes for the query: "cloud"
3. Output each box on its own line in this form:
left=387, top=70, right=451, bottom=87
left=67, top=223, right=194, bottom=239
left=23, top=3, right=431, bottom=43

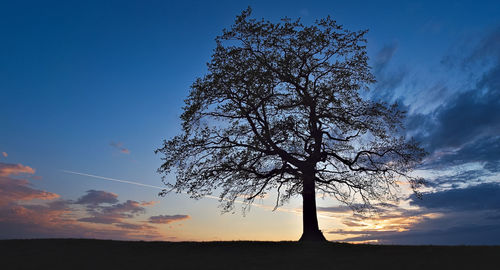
left=0, top=162, right=184, bottom=240
left=75, top=190, right=119, bottom=205
left=140, top=201, right=159, bottom=206
left=149, top=214, right=190, bottom=224
left=77, top=215, right=118, bottom=224
left=373, top=44, right=398, bottom=75
left=104, top=200, right=146, bottom=215
left=407, top=27, right=500, bottom=174
left=410, top=183, right=500, bottom=211
left=2, top=152, right=7, bottom=157
left=331, top=205, right=500, bottom=245
left=0, top=200, right=163, bottom=240
left=110, top=142, right=130, bottom=154
left=318, top=202, right=399, bottom=215
left=369, top=44, right=409, bottom=102
left=78, top=200, right=147, bottom=225
left=333, top=224, right=500, bottom=245
left=423, top=168, right=488, bottom=188
left=422, top=85, right=500, bottom=154
left=342, top=220, right=368, bottom=227
left=465, top=26, right=500, bottom=65
left=317, top=205, right=352, bottom=213
left=0, top=163, right=35, bottom=177
left=115, top=222, right=156, bottom=230
left=0, top=177, right=59, bottom=206
left=328, top=183, right=500, bottom=245
left=0, top=164, right=58, bottom=206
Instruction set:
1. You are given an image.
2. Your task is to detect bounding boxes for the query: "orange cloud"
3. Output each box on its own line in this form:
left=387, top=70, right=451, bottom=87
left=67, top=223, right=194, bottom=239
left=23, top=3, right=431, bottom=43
left=0, top=166, right=59, bottom=206
left=140, top=200, right=159, bottom=206
left=2, top=152, right=7, bottom=157
left=0, top=163, right=35, bottom=177
left=0, top=162, right=183, bottom=241
left=325, top=204, right=443, bottom=242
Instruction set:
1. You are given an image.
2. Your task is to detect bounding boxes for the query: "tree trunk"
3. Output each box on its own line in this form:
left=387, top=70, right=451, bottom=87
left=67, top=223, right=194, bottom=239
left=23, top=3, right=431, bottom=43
left=299, top=173, right=327, bottom=242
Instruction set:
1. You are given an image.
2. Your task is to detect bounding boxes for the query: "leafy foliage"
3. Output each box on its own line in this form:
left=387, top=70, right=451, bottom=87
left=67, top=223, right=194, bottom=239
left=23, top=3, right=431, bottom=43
left=156, top=8, right=425, bottom=213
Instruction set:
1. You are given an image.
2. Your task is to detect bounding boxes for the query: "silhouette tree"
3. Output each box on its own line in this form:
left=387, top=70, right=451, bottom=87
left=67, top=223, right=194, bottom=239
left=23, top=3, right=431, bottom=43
left=156, top=8, right=425, bottom=242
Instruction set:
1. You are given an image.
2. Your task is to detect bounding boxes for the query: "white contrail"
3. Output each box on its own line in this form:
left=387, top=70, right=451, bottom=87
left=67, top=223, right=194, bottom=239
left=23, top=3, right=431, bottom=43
left=61, top=170, right=166, bottom=190
left=61, top=169, right=263, bottom=204
left=61, top=169, right=336, bottom=220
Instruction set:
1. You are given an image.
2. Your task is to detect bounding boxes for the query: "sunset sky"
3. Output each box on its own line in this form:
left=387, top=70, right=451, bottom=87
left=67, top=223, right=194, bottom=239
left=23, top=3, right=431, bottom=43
left=1, top=0, right=500, bottom=244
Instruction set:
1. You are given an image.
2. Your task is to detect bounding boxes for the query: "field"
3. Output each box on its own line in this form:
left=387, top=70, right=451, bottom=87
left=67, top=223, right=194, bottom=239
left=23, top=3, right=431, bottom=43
left=1, top=239, right=499, bottom=269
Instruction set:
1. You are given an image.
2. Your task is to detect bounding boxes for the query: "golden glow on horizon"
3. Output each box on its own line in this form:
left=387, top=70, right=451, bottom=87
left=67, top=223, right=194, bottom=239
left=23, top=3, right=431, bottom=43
left=0, top=164, right=443, bottom=242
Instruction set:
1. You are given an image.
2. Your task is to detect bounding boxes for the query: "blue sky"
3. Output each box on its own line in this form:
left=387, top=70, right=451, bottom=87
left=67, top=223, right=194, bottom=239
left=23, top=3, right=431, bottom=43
left=1, top=0, right=500, bottom=244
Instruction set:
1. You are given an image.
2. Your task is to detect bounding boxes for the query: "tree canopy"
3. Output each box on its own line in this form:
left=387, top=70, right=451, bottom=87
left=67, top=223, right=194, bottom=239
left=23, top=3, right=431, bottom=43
left=156, top=8, right=425, bottom=240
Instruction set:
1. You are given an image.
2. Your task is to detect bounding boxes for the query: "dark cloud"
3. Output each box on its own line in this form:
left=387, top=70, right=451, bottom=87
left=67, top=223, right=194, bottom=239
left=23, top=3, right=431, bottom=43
left=103, top=200, right=145, bottom=215
left=410, top=182, right=500, bottom=211
left=436, top=136, right=500, bottom=170
left=75, top=191, right=149, bottom=226
left=336, top=224, right=500, bottom=245
left=329, top=208, right=500, bottom=245
left=78, top=200, right=146, bottom=225
left=368, top=29, right=500, bottom=178
left=405, top=26, right=500, bottom=178
left=423, top=86, right=500, bottom=153
left=75, top=190, right=119, bottom=205
left=149, top=214, right=190, bottom=224
left=329, top=183, right=500, bottom=245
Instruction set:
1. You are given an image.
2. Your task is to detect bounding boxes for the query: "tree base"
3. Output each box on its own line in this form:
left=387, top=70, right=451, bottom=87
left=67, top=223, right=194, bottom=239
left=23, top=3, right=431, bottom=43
left=298, top=229, right=327, bottom=242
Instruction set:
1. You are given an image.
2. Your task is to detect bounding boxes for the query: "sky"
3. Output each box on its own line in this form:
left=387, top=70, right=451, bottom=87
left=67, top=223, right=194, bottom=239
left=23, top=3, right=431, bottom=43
left=1, top=0, right=500, bottom=244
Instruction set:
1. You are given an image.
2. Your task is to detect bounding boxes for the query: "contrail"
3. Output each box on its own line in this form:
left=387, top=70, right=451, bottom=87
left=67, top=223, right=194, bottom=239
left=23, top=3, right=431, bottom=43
left=61, top=170, right=166, bottom=190
left=61, top=169, right=266, bottom=204
left=61, top=169, right=336, bottom=220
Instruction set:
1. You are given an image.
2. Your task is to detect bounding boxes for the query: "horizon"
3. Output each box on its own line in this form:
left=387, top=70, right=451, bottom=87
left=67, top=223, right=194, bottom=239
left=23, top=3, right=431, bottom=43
left=1, top=0, right=500, bottom=245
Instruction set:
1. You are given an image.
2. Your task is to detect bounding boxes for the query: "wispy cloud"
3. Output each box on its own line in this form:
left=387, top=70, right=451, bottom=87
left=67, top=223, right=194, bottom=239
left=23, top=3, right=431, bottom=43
left=140, top=201, right=159, bottom=206
left=1, top=152, right=7, bottom=158
left=110, top=142, right=130, bottom=154
left=149, top=214, right=190, bottom=224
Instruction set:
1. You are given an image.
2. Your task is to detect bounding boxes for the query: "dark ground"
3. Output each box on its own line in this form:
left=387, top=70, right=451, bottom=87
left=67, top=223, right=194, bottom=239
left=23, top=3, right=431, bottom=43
left=1, top=239, right=499, bottom=269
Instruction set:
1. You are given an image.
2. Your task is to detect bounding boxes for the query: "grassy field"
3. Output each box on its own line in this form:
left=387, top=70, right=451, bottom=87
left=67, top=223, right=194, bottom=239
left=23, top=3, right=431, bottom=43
left=1, top=239, right=499, bottom=269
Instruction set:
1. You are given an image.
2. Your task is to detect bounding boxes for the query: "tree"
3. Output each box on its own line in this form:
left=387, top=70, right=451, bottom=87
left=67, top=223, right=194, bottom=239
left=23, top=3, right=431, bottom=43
left=156, top=8, right=425, bottom=242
